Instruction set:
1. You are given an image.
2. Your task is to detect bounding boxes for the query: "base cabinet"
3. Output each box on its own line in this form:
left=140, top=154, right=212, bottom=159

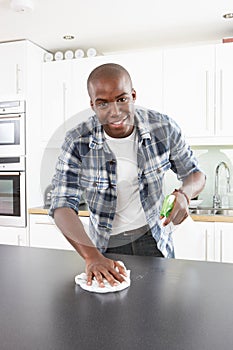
left=173, top=221, right=214, bottom=261
left=29, top=214, right=89, bottom=251
left=173, top=219, right=233, bottom=263
left=0, top=226, right=27, bottom=246
left=215, top=222, right=233, bottom=263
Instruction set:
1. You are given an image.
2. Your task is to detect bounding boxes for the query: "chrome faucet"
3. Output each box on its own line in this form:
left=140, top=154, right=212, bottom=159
left=213, top=161, right=231, bottom=208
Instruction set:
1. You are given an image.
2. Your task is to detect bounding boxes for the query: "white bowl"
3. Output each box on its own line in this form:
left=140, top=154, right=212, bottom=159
left=44, top=52, right=53, bottom=62
left=86, top=47, right=97, bottom=57
left=54, top=51, right=63, bottom=60
left=189, top=199, right=203, bottom=208
left=75, top=49, right=84, bottom=58
left=65, top=50, right=74, bottom=60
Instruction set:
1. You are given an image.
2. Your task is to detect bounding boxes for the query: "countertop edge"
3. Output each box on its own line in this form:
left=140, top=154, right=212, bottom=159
left=28, top=208, right=233, bottom=222
left=28, top=208, right=89, bottom=217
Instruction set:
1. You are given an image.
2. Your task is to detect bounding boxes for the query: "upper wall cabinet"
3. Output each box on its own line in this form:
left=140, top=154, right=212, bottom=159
left=41, top=44, right=233, bottom=147
left=71, top=50, right=163, bottom=115
left=108, top=51, right=163, bottom=112
left=41, top=51, right=163, bottom=146
left=163, top=44, right=233, bottom=145
left=42, top=56, right=110, bottom=147
left=215, top=43, right=233, bottom=138
left=41, top=60, right=72, bottom=147
left=163, top=44, right=216, bottom=141
left=71, top=55, right=111, bottom=114
left=0, top=41, right=26, bottom=100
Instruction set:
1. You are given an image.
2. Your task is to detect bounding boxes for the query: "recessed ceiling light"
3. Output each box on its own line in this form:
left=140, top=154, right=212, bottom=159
left=63, top=35, right=75, bottom=40
left=223, top=13, right=233, bottom=19
left=10, top=0, right=34, bottom=12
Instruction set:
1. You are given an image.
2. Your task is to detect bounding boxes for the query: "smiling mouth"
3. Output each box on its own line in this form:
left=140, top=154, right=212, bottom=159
left=110, top=115, right=129, bottom=126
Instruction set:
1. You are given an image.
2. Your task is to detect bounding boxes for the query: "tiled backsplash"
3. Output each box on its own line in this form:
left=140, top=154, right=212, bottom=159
left=164, top=145, right=233, bottom=207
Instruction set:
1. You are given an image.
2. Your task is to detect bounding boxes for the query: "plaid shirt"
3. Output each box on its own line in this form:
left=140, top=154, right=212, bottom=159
left=49, top=108, right=200, bottom=257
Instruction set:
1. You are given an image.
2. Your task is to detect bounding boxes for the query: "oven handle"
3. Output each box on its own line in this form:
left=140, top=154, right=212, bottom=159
left=0, top=172, right=21, bottom=175
left=0, top=114, right=22, bottom=119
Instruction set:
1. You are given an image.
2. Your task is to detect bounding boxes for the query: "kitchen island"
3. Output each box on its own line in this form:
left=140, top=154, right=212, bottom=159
left=1, top=244, right=233, bottom=350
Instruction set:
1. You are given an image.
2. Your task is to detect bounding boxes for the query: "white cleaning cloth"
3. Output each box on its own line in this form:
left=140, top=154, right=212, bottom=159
left=75, top=261, right=131, bottom=293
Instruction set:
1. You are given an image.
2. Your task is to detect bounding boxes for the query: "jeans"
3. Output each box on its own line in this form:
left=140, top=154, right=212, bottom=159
left=106, top=226, right=164, bottom=257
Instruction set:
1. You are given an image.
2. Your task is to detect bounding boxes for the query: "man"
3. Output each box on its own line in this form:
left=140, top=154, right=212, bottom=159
left=49, top=63, right=205, bottom=287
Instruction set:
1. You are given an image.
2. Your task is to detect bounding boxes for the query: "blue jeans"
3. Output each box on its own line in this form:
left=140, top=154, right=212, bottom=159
left=106, top=227, right=164, bottom=257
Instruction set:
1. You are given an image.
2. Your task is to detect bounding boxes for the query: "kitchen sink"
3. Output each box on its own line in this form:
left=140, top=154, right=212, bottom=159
left=190, top=208, right=233, bottom=216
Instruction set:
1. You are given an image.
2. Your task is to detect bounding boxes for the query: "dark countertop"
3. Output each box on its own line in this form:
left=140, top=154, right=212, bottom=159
left=1, top=244, right=233, bottom=350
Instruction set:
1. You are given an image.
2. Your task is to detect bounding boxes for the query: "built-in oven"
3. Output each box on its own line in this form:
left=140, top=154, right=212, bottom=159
left=0, top=100, right=25, bottom=156
left=0, top=156, right=26, bottom=227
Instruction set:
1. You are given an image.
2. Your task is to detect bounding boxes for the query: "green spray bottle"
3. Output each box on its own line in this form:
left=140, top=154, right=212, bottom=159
left=160, top=194, right=176, bottom=218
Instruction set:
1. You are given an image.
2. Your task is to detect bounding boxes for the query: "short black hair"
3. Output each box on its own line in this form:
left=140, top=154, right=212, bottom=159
left=87, top=63, right=133, bottom=96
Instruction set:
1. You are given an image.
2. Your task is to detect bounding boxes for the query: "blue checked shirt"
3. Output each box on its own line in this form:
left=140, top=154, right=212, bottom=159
left=49, top=108, right=200, bottom=258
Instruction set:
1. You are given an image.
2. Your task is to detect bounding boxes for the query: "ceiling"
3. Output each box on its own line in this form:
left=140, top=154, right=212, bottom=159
left=1, top=0, right=233, bottom=54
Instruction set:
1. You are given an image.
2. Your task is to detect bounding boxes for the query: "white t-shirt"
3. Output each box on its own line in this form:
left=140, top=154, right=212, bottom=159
left=104, top=128, right=147, bottom=235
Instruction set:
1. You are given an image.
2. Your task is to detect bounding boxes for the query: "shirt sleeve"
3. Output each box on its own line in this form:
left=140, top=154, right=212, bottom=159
left=168, top=116, right=201, bottom=181
left=49, top=133, right=83, bottom=218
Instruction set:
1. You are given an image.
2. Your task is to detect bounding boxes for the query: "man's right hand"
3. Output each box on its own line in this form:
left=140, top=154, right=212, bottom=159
left=85, top=253, right=127, bottom=287
left=54, top=207, right=127, bottom=287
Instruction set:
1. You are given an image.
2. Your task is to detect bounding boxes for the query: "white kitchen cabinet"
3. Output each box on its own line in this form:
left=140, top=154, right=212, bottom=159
left=163, top=44, right=215, bottom=139
left=173, top=219, right=233, bottom=264
left=29, top=214, right=89, bottom=251
left=104, top=51, right=164, bottom=111
left=0, top=39, right=50, bottom=227
left=215, top=43, right=233, bottom=137
left=0, top=226, right=27, bottom=246
left=0, top=41, right=26, bottom=100
left=41, top=60, right=72, bottom=147
left=215, top=222, right=233, bottom=263
left=173, top=219, right=215, bottom=261
left=41, top=56, right=110, bottom=147
left=71, top=51, right=163, bottom=113
left=71, top=55, right=110, bottom=114
left=163, top=43, right=233, bottom=144
left=41, top=51, right=164, bottom=146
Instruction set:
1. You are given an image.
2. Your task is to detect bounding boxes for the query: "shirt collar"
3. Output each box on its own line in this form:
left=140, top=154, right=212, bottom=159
left=89, top=108, right=151, bottom=149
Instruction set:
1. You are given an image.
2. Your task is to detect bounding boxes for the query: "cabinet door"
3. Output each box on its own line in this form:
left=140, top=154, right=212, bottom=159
left=71, top=56, right=110, bottom=116
left=0, top=226, right=27, bottom=246
left=0, top=41, right=26, bottom=100
left=29, top=214, right=74, bottom=250
left=41, top=61, right=72, bottom=147
left=70, top=51, right=163, bottom=125
left=215, top=222, right=233, bottom=263
left=29, top=214, right=89, bottom=251
left=163, top=45, right=215, bottom=138
left=173, top=218, right=214, bottom=261
left=109, top=51, right=163, bottom=111
left=61, top=56, right=109, bottom=134
left=215, top=44, right=233, bottom=137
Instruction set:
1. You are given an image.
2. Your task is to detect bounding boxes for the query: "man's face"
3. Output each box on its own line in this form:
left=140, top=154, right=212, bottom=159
left=89, top=73, right=136, bottom=138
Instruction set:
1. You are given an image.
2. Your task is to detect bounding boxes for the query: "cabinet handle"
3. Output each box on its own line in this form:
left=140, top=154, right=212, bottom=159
left=63, top=82, right=67, bottom=128
left=205, top=71, right=209, bottom=131
left=17, top=234, right=22, bottom=246
left=0, top=171, right=20, bottom=175
left=16, top=64, right=21, bottom=94
left=34, top=221, right=56, bottom=225
left=0, top=114, right=22, bottom=120
left=205, top=229, right=208, bottom=261
left=220, top=229, right=223, bottom=263
left=219, top=69, right=223, bottom=131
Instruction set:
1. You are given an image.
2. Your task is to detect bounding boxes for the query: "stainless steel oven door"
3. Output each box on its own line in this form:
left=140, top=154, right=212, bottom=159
left=0, top=170, right=26, bottom=227
left=0, top=113, right=25, bottom=156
